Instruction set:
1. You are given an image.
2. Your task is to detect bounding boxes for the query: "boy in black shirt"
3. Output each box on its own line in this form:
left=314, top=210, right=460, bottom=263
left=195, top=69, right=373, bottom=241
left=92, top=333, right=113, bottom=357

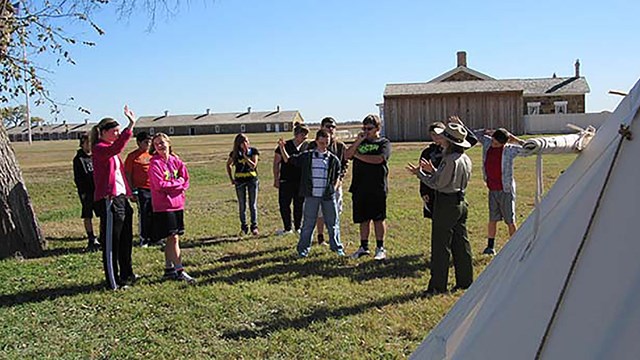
left=345, top=114, right=391, bottom=261
left=72, top=134, right=100, bottom=251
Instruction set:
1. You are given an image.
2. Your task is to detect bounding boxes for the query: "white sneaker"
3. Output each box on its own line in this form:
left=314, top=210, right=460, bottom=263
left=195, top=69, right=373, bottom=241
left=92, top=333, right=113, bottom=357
left=374, top=247, right=387, bottom=261
left=350, top=247, right=371, bottom=259
left=275, top=229, right=293, bottom=236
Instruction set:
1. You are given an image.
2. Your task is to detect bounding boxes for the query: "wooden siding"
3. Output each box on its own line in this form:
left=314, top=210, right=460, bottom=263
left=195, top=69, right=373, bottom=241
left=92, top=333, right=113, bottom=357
left=383, top=91, right=524, bottom=142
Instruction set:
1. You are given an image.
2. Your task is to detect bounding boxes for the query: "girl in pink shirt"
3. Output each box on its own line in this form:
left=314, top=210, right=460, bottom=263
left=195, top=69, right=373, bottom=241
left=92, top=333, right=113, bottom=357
left=149, top=133, right=195, bottom=284
left=90, top=105, right=137, bottom=290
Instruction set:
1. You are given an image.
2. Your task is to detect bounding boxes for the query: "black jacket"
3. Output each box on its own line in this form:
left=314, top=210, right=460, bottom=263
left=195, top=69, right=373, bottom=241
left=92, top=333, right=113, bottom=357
left=73, top=149, right=95, bottom=195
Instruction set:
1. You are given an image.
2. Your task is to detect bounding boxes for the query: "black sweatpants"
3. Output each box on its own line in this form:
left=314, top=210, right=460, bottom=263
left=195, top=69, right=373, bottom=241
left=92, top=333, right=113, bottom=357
left=96, top=196, right=134, bottom=289
left=428, top=192, right=473, bottom=293
left=278, top=181, right=304, bottom=232
left=136, top=188, right=154, bottom=242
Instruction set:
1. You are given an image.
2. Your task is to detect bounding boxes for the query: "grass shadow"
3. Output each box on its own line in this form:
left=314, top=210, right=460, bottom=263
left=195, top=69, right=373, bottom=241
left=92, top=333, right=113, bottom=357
left=181, top=234, right=270, bottom=249
left=45, top=236, right=86, bottom=242
left=197, top=253, right=426, bottom=286
left=41, top=246, right=91, bottom=257
left=221, top=290, right=425, bottom=340
left=0, top=282, right=105, bottom=308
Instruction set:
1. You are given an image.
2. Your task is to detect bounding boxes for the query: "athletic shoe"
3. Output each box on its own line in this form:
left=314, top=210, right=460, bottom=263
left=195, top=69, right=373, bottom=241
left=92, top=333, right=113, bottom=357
left=350, top=247, right=370, bottom=259
left=240, top=225, right=249, bottom=235
left=251, top=227, right=260, bottom=236
left=119, top=273, right=140, bottom=286
left=163, top=268, right=178, bottom=280
left=336, top=249, right=345, bottom=257
left=482, top=247, right=497, bottom=255
left=138, top=237, right=151, bottom=248
left=87, top=237, right=101, bottom=252
left=423, top=288, right=444, bottom=297
left=275, top=229, right=292, bottom=236
left=176, top=271, right=196, bottom=284
left=374, top=247, right=387, bottom=261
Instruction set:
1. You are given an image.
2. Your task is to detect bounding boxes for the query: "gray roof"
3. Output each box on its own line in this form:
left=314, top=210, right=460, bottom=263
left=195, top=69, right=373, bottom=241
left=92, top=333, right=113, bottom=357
left=136, top=110, right=302, bottom=128
left=428, top=66, right=495, bottom=83
left=6, top=122, right=97, bottom=135
left=384, top=77, right=590, bottom=97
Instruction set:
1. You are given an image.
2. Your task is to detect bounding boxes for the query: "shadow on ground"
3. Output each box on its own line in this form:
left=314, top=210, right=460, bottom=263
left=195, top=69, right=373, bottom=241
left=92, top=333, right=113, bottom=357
left=221, top=290, right=426, bottom=340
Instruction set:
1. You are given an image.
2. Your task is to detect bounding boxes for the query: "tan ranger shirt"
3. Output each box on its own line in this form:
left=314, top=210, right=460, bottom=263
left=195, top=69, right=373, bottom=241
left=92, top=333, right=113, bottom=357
left=418, top=152, right=472, bottom=194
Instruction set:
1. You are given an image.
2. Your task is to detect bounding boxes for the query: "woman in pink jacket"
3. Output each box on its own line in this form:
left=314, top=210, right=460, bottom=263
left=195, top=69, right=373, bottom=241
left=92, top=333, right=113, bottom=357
left=149, top=133, right=195, bottom=284
left=90, top=105, right=137, bottom=290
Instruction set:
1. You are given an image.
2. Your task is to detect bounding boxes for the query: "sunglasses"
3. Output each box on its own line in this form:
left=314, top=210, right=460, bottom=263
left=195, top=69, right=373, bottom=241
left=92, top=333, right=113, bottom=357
left=324, top=124, right=336, bottom=129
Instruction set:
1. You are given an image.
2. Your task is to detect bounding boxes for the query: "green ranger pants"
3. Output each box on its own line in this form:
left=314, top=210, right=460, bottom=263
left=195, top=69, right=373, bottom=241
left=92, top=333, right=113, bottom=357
left=427, top=192, right=473, bottom=293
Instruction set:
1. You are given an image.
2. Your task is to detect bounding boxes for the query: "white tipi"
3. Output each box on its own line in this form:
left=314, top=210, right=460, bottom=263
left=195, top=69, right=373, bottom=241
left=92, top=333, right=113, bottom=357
left=411, top=78, right=640, bottom=360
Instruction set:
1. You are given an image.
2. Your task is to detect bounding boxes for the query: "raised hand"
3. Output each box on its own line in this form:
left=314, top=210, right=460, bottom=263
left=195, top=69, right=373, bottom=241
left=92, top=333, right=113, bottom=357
left=124, top=105, right=136, bottom=124
left=420, top=157, right=435, bottom=173
left=448, top=115, right=462, bottom=124
left=405, top=162, right=419, bottom=175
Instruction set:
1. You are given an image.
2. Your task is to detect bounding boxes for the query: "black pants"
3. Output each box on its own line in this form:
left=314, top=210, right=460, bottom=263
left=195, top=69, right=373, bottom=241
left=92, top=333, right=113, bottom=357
left=278, top=181, right=304, bottom=231
left=96, top=196, right=134, bottom=289
left=135, top=188, right=154, bottom=242
left=428, top=192, right=473, bottom=293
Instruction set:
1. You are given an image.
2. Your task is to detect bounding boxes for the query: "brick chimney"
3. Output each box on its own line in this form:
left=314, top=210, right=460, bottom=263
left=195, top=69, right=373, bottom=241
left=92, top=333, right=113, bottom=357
left=574, top=59, right=580, bottom=77
left=457, top=51, right=467, bottom=67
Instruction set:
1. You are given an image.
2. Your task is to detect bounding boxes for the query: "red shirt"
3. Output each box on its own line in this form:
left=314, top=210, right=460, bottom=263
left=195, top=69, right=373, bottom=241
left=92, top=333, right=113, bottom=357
left=485, top=146, right=503, bottom=191
left=124, top=148, right=152, bottom=189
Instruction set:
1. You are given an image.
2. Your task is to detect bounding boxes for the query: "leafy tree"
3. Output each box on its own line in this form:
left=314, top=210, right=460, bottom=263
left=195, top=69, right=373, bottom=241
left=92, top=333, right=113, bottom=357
left=0, top=104, right=25, bottom=127
left=0, top=105, right=47, bottom=127
left=0, top=0, right=181, bottom=258
left=1, top=0, right=181, bottom=113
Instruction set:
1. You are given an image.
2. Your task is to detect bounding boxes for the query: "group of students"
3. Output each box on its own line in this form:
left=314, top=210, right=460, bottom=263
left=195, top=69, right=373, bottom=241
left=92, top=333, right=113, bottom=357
left=73, top=106, right=195, bottom=290
left=73, top=106, right=522, bottom=294
left=407, top=116, right=524, bottom=294
left=273, top=115, right=392, bottom=260
left=222, top=115, right=392, bottom=260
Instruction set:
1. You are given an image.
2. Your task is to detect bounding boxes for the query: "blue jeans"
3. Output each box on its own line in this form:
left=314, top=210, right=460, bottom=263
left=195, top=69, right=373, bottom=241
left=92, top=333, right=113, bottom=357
left=235, top=178, right=259, bottom=229
left=298, top=195, right=343, bottom=256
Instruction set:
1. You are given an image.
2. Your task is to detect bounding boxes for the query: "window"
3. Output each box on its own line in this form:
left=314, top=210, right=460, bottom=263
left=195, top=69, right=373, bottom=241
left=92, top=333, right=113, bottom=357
left=527, top=102, right=541, bottom=115
left=283, top=122, right=290, bottom=131
left=266, top=124, right=272, bottom=132
left=149, top=127, right=155, bottom=135
left=169, top=126, right=175, bottom=135
left=240, top=124, right=246, bottom=132
left=554, top=101, right=568, bottom=114
left=215, top=125, right=220, bottom=133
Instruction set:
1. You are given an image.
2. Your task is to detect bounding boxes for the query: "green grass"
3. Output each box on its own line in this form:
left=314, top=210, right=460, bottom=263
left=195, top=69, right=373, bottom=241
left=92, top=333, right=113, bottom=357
left=1, top=133, right=576, bottom=359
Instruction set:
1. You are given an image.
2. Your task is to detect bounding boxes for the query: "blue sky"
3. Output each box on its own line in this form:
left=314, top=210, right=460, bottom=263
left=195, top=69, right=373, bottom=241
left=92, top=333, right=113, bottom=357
left=23, top=0, right=640, bottom=124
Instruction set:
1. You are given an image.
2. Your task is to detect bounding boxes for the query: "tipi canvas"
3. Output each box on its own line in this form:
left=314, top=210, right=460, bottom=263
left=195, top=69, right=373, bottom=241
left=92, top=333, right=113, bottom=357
left=411, top=78, right=640, bottom=360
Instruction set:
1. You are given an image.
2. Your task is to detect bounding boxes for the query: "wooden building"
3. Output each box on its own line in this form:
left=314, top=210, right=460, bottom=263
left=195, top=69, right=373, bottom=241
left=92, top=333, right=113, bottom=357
left=135, top=107, right=304, bottom=137
left=383, top=51, right=590, bottom=141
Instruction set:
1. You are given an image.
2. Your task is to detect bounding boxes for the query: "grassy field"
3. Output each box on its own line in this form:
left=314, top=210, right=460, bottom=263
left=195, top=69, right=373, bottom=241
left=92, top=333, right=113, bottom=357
left=1, top=132, right=576, bottom=359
